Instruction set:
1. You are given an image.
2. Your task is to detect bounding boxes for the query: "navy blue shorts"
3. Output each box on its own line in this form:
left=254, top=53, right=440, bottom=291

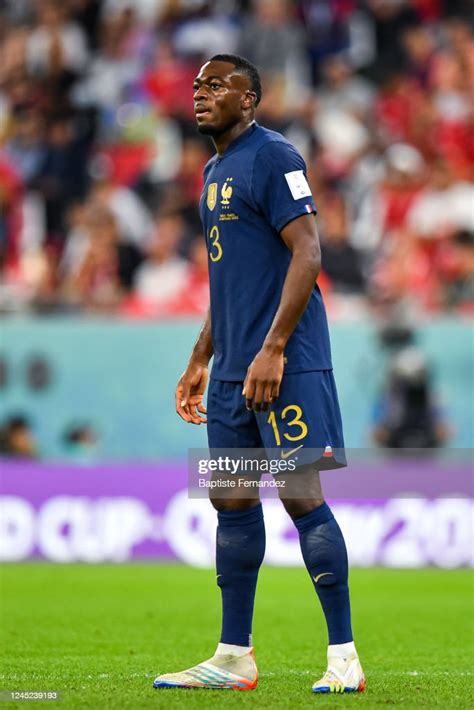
left=207, top=370, right=346, bottom=470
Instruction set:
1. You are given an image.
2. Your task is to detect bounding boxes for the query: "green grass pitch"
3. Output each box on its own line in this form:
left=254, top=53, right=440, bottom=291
left=1, top=564, right=473, bottom=708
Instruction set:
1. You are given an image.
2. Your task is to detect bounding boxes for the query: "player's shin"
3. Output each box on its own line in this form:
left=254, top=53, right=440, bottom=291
left=216, top=503, right=266, bottom=649
left=293, top=502, right=353, bottom=645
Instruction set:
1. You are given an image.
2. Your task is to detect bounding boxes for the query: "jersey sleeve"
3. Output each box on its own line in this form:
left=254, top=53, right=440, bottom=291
left=251, top=141, right=317, bottom=233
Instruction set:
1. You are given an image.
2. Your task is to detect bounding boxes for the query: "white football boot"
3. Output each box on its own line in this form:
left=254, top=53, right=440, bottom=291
left=153, top=648, right=258, bottom=690
left=312, top=647, right=366, bottom=694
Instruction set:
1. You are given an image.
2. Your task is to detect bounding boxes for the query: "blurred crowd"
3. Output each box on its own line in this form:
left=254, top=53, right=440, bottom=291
left=0, top=0, right=472, bottom=320
left=0, top=411, right=100, bottom=460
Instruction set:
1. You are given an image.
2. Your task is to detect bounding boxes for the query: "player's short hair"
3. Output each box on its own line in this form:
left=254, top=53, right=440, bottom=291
left=210, top=54, right=262, bottom=106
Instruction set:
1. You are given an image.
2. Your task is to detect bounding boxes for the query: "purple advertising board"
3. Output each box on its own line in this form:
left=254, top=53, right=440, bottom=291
left=1, top=457, right=472, bottom=568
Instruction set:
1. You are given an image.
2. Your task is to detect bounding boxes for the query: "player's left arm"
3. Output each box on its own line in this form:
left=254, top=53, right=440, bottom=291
left=243, top=214, right=321, bottom=412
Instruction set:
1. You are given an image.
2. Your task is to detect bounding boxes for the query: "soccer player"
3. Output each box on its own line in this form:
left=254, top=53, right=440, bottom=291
left=153, top=54, right=365, bottom=694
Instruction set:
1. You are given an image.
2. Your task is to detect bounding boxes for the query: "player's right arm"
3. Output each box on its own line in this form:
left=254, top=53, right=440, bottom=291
left=175, top=308, right=213, bottom=424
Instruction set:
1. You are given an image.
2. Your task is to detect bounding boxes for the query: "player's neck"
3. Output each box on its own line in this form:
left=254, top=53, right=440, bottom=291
left=213, top=120, right=255, bottom=156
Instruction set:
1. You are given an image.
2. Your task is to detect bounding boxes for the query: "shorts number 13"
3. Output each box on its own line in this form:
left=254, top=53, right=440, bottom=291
left=267, top=405, right=308, bottom=446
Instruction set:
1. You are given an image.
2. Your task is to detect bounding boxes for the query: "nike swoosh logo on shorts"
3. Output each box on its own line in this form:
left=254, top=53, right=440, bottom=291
left=280, top=445, right=304, bottom=459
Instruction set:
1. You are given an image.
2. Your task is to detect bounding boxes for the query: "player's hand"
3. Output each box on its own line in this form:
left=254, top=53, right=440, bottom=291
left=243, top=347, right=284, bottom=412
left=176, top=360, right=208, bottom=424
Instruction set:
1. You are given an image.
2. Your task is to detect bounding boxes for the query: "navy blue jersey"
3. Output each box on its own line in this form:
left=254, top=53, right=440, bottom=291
left=199, top=122, right=332, bottom=381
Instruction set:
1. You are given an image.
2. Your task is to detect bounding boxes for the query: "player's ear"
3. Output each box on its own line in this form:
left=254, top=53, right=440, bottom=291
left=242, top=91, right=256, bottom=109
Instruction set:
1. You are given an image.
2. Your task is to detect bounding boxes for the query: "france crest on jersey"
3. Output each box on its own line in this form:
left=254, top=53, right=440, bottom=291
left=199, top=122, right=333, bottom=382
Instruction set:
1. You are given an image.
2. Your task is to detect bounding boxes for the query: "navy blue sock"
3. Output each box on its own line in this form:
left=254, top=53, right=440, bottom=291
left=294, top=502, right=353, bottom=645
left=216, top=503, right=265, bottom=647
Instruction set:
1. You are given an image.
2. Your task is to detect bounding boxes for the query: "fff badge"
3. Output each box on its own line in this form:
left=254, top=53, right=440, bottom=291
left=207, top=183, right=217, bottom=211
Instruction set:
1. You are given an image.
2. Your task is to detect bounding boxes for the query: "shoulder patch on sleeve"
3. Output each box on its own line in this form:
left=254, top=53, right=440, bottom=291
left=284, top=170, right=312, bottom=200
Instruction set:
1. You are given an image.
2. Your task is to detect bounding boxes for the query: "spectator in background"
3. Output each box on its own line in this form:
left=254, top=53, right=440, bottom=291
left=315, top=104, right=370, bottom=181
left=374, top=70, right=427, bottom=148
left=142, top=38, right=198, bottom=120
left=425, top=48, right=473, bottom=179
left=0, top=414, right=38, bottom=458
left=320, top=196, right=365, bottom=295
left=101, top=0, right=162, bottom=25
left=26, top=0, right=89, bottom=81
left=38, top=112, right=91, bottom=246
left=88, top=166, right=153, bottom=250
left=61, top=420, right=99, bottom=463
left=69, top=0, right=102, bottom=51
left=0, top=152, right=24, bottom=278
left=238, top=0, right=310, bottom=98
left=364, top=0, right=419, bottom=83
left=352, top=143, right=425, bottom=254
left=345, top=135, right=386, bottom=214
left=172, top=4, right=239, bottom=59
left=0, top=28, right=29, bottom=92
left=4, top=107, right=46, bottom=187
left=0, top=149, right=53, bottom=315
left=372, top=329, right=451, bottom=449
left=58, top=200, right=89, bottom=281
left=444, top=17, right=474, bottom=80
left=170, top=237, right=209, bottom=317
left=2, top=109, right=49, bottom=306
left=312, top=55, right=374, bottom=180
left=368, top=235, right=437, bottom=315
left=317, top=54, right=375, bottom=120
left=72, top=6, right=142, bottom=111
left=298, top=0, right=353, bottom=83
left=0, top=68, right=46, bottom=123
left=63, top=205, right=142, bottom=311
left=172, top=137, right=212, bottom=210
left=441, top=229, right=474, bottom=312
left=131, top=212, right=188, bottom=313
left=401, top=23, right=436, bottom=88
left=149, top=136, right=211, bottom=239
left=429, top=49, right=469, bottom=124
left=407, top=158, right=474, bottom=241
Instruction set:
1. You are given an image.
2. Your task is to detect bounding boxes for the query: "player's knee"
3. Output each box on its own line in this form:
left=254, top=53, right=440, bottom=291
left=280, top=497, right=325, bottom=520
left=210, top=496, right=259, bottom=512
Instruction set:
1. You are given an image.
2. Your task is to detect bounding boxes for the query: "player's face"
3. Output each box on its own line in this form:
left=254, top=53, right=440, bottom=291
left=193, top=61, right=253, bottom=136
